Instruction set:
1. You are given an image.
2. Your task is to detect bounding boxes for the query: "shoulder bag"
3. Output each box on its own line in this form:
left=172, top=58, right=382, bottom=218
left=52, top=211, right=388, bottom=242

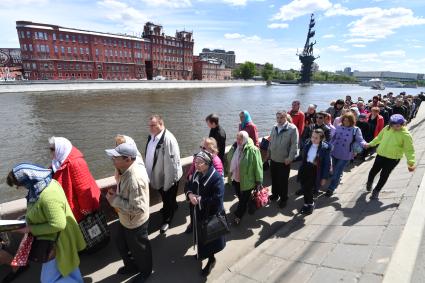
left=79, top=210, right=110, bottom=254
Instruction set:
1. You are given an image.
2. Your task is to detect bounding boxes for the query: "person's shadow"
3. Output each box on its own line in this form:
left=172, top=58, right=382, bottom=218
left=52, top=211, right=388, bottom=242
left=330, top=192, right=399, bottom=226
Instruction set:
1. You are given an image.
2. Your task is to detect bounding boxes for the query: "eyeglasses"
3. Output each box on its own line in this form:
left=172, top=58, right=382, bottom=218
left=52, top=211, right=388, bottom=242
left=316, top=116, right=324, bottom=120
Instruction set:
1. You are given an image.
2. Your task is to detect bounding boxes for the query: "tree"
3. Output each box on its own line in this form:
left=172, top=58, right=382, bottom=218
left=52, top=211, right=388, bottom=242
left=262, top=63, right=274, bottom=82
left=284, top=72, right=295, bottom=81
left=232, top=68, right=242, bottom=79
left=239, top=61, right=256, bottom=80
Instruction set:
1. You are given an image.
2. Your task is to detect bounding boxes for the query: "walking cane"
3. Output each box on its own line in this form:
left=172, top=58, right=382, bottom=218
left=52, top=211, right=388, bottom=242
left=192, top=175, right=200, bottom=259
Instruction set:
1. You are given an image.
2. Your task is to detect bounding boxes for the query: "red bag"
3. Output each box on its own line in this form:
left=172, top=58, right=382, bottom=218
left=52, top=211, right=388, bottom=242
left=11, top=234, right=33, bottom=267
left=253, top=186, right=270, bottom=209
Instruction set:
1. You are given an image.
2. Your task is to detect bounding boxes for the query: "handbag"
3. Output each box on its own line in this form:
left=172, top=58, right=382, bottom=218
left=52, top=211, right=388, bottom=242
left=252, top=186, right=270, bottom=209
left=200, top=211, right=230, bottom=244
left=350, top=128, right=364, bottom=155
left=29, top=234, right=58, bottom=263
left=11, top=233, right=33, bottom=267
left=79, top=211, right=110, bottom=254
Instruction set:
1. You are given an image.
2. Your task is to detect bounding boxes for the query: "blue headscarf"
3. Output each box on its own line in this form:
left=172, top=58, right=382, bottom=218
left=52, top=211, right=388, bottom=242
left=240, top=110, right=252, bottom=130
left=12, top=163, right=52, bottom=203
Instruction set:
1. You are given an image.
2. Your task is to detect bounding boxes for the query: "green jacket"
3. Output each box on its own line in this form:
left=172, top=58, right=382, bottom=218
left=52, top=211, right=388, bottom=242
left=369, top=125, right=415, bottom=166
left=27, top=180, right=86, bottom=276
left=226, top=138, right=263, bottom=191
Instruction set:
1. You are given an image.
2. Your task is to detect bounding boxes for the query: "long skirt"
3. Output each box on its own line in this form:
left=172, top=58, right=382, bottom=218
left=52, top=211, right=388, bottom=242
left=40, top=258, right=83, bottom=283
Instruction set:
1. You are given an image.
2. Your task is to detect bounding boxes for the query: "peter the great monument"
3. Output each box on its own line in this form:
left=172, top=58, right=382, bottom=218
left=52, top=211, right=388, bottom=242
left=297, top=13, right=319, bottom=84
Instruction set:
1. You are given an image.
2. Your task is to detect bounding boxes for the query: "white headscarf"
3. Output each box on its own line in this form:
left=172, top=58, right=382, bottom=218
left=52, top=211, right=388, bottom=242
left=49, top=136, right=73, bottom=173
left=230, top=131, right=249, bottom=182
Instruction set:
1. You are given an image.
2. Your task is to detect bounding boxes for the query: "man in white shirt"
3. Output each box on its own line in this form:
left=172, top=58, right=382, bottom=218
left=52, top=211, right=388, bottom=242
left=145, top=115, right=183, bottom=234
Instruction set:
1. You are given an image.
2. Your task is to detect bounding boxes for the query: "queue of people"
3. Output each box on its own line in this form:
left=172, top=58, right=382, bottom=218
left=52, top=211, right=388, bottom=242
left=1, top=91, right=423, bottom=282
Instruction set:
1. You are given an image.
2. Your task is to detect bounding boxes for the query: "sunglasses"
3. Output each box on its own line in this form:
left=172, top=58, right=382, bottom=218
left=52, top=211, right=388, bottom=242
left=49, top=147, right=55, bottom=151
left=316, top=116, right=324, bottom=119
left=200, top=146, right=207, bottom=150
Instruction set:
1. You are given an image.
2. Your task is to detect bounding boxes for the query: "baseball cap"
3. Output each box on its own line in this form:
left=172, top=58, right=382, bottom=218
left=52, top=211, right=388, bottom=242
left=389, top=114, right=406, bottom=125
left=105, top=143, right=137, bottom=158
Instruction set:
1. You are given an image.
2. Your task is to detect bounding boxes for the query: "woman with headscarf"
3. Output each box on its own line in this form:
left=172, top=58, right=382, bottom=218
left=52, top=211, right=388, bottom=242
left=48, top=137, right=100, bottom=223
left=227, top=131, right=263, bottom=225
left=239, top=111, right=259, bottom=147
left=184, top=151, right=226, bottom=277
left=7, top=163, right=86, bottom=283
left=185, top=138, right=224, bottom=234
left=365, top=114, right=416, bottom=200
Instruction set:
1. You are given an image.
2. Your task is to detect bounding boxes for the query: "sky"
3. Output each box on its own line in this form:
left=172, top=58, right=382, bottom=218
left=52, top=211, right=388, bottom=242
left=0, top=0, right=424, bottom=73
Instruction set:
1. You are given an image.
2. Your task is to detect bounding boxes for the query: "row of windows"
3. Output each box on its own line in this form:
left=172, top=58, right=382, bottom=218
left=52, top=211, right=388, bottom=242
left=104, top=49, right=135, bottom=58
left=152, top=38, right=186, bottom=48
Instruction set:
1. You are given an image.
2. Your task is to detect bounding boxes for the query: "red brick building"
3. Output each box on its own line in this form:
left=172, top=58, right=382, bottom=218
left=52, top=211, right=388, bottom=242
left=143, top=22, right=194, bottom=80
left=16, top=21, right=194, bottom=81
left=193, top=57, right=232, bottom=81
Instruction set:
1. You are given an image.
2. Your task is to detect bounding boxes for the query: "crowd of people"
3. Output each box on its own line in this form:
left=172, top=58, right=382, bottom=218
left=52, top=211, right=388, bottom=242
left=1, top=91, right=423, bottom=283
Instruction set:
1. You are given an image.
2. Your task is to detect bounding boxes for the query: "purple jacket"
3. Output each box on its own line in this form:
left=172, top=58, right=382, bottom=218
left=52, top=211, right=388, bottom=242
left=331, top=125, right=366, bottom=160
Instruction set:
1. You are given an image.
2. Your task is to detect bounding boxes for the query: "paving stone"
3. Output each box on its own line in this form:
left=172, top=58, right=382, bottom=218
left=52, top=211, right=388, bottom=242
left=358, top=273, right=384, bottom=283
left=362, top=198, right=400, bottom=212
left=376, top=189, right=404, bottom=199
left=341, top=226, right=385, bottom=245
left=288, top=224, right=350, bottom=244
left=389, top=208, right=411, bottom=226
left=219, top=272, right=259, bottom=283
left=237, top=253, right=288, bottom=282
left=263, top=238, right=309, bottom=260
left=306, top=211, right=361, bottom=226
left=355, top=210, right=395, bottom=226
left=397, top=196, right=416, bottom=212
left=266, top=261, right=317, bottom=283
left=379, top=225, right=404, bottom=247
left=308, top=267, right=360, bottom=283
left=322, top=244, right=373, bottom=272
left=363, top=246, right=393, bottom=275
left=289, top=241, right=336, bottom=265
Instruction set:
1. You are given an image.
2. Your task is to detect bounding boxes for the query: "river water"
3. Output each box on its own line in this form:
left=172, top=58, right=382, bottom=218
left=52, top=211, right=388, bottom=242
left=1, top=84, right=424, bottom=203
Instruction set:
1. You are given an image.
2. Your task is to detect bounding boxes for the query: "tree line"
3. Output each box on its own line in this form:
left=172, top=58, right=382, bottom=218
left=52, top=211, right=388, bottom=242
left=232, top=61, right=357, bottom=83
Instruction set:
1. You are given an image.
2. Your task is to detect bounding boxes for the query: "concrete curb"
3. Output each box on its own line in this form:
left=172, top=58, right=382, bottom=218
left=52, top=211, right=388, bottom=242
left=382, top=172, right=425, bottom=283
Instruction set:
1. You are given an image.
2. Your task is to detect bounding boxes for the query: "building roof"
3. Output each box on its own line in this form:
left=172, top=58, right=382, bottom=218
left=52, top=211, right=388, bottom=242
left=16, top=21, right=149, bottom=42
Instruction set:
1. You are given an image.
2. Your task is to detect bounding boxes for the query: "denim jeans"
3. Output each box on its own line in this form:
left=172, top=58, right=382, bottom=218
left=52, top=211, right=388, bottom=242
left=328, top=157, right=349, bottom=191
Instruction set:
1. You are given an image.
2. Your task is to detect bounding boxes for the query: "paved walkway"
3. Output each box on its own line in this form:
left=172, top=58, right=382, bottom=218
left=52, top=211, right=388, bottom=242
left=216, top=111, right=425, bottom=283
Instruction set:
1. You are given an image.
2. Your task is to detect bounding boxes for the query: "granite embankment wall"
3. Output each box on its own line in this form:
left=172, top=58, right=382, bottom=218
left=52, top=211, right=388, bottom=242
left=0, top=80, right=264, bottom=93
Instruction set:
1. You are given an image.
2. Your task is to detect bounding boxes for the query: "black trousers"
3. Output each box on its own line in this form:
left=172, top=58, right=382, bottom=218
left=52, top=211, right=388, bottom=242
left=271, top=160, right=291, bottom=201
left=367, top=155, right=400, bottom=192
left=300, top=163, right=317, bottom=205
left=233, top=181, right=253, bottom=219
left=116, top=221, right=152, bottom=277
left=159, top=181, right=179, bottom=224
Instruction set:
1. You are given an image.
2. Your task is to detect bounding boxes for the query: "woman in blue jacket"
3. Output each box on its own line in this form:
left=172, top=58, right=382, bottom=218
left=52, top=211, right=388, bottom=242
left=298, top=129, right=332, bottom=214
left=184, top=151, right=226, bottom=277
